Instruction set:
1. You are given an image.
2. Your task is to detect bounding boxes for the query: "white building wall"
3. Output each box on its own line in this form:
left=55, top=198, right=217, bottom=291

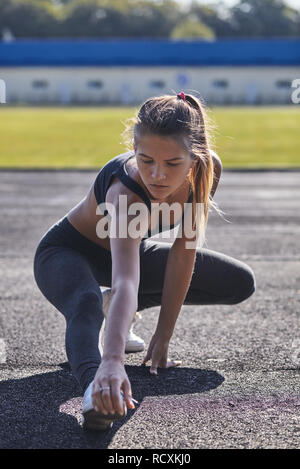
left=0, top=66, right=299, bottom=105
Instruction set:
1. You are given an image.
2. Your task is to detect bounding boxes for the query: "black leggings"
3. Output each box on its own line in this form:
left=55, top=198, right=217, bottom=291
left=33, top=216, right=256, bottom=393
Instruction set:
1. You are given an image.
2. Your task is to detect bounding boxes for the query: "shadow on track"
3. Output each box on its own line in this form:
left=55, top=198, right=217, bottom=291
left=0, top=363, right=224, bottom=449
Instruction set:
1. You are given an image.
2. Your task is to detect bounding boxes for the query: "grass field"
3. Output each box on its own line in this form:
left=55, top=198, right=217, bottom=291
left=0, top=106, right=299, bottom=169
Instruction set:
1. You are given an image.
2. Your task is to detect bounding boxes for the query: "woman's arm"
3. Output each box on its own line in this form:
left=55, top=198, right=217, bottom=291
left=155, top=151, right=222, bottom=338
left=101, top=185, right=150, bottom=360
left=92, top=188, right=149, bottom=415
left=142, top=221, right=197, bottom=374
left=92, top=235, right=142, bottom=415
left=155, top=241, right=196, bottom=341
left=210, top=150, right=222, bottom=198
left=102, top=227, right=142, bottom=360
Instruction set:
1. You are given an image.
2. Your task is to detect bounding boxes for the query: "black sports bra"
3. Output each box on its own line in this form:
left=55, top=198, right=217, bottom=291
left=93, top=151, right=194, bottom=240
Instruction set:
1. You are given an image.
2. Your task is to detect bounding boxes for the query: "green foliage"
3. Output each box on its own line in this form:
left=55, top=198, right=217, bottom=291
left=0, top=0, right=62, bottom=38
left=61, top=0, right=180, bottom=38
left=189, top=4, right=237, bottom=38
left=0, top=0, right=299, bottom=39
left=230, top=0, right=300, bottom=38
left=171, top=19, right=215, bottom=39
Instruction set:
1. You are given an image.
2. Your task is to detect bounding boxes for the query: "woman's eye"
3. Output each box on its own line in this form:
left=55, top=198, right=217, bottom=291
left=142, top=160, right=179, bottom=167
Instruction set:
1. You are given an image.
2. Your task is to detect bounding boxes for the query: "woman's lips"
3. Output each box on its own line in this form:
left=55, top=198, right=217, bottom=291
left=150, top=184, right=168, bottom=189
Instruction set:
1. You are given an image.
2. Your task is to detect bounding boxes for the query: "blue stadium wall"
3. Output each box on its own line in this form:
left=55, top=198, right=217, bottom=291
left=0, top=39, right=299, bottom=104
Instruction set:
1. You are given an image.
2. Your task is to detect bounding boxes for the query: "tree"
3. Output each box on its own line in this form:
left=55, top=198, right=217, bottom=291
left=62, top=3, right=125, bottom=37
left=0, top=0, right=299, bottom=39
left=189, top=3, right=236, bottom=38
left=63, top=0, right=180, bottom=38
left=171, top=19, right=215, bottom=39
left=123, top=0, right=180, bottom=38
left=230, top=0, right=300, bottom=37
left=0, top=0, right=59, bottom=38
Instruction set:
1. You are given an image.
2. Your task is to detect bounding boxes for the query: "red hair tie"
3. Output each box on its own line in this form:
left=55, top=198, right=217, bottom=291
left=177, top=92, right=186, bottom=101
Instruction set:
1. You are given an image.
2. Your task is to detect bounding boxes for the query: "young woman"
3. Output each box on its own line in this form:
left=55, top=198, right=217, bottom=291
left=33, top=93, right=256, bottom=431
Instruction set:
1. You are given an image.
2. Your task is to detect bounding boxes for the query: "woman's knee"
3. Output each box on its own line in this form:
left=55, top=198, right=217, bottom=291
left=66, top=290, right=104, bottom=329
left=74, top=290, right=103, bottom=315
left=230, top=263, right=256, bottom=304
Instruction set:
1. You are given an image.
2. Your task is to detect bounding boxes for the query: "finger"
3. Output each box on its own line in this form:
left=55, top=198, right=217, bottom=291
left=121, top=380, right=135, bottom=410
left=92, top=383, right=108, bottom=415
left=92, top=391, right=102, bottom=413
left=158, top=356, right=168, bottom=369
left=143, top=339, right=156, bottom=363
left=142, top=354, right=150, bottom=365
left=100, top=387, right=115, bottom=415
left=109, top=382, right=124, bottom=415
left=150, top=352, right=162, bottom=375
left=142, top=347, right=153, bottom=364
left=166, top=360, right=182, bottom=368
left=150, top=363, right=158, bottom=375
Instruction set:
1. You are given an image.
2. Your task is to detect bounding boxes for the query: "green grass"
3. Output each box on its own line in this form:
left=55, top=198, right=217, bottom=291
left=0, top=106, right=299, bottom=168
left=212, top=106, right=300, bottom=168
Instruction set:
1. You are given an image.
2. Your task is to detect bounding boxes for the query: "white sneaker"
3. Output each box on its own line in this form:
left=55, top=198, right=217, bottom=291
left=99, top=288, right=145, bottom=354
left=125, top=323, right=146, bottom=352
left=82, top=381, right=126, bottom=431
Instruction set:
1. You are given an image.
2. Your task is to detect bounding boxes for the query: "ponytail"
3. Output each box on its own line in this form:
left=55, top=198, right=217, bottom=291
left=184, top=94, right=215, bottom=247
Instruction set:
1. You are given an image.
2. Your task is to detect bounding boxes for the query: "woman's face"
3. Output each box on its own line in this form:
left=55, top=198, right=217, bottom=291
left=134, top=133, right=195, bottom=201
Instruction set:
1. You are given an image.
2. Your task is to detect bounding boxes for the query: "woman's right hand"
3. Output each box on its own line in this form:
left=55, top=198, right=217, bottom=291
left=92, top=359, right=135, bottom=415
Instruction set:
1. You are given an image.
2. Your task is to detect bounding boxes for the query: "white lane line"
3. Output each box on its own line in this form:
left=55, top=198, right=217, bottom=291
left=0, top=339, right=7, bottom=364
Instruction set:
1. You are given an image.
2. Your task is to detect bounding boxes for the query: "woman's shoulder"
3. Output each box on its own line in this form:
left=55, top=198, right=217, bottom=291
left=209, top=149, right=222, bottom=168
left=105, top=153, right=150, bottom=207
left=101, top=150, right=134, bottom=170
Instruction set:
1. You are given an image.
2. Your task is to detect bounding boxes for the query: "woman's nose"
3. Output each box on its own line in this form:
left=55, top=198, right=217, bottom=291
left=151, top=166, right=166, bottom=180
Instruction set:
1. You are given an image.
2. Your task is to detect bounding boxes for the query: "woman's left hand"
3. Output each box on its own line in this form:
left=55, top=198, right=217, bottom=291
left=142, top=332, right=181, bottom=375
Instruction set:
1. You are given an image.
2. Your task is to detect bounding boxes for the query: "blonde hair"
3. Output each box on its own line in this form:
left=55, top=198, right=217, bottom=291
left=122, top=93, right=227, bottom=248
